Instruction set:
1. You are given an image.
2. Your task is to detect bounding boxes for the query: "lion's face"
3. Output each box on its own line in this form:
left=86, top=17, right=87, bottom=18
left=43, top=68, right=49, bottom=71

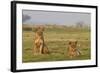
left=69, top=40, right=77, bottom=48
left=35, top=26, right=45, bottom=32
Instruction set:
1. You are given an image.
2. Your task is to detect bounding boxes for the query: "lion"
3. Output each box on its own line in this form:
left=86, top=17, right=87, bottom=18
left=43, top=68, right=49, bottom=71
left=67, top=40, right=81, bottom=58
left=33, top=26, right=49, bottom=55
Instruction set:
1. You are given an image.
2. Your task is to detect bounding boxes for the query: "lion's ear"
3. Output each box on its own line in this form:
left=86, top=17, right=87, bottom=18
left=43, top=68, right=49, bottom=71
left=68, top=41, right=71, bottom=45
left=75, top=41, right=78, bottom=44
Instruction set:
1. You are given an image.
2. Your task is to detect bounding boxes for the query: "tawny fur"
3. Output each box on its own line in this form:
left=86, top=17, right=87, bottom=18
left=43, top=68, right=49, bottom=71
left=33, top=26, right=49, bottom=55
left=67, top=40, right=79, bottom=58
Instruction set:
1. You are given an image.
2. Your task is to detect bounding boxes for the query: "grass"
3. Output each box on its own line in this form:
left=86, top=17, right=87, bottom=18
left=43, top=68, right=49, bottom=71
left=22, top=26, right=91, bottom=63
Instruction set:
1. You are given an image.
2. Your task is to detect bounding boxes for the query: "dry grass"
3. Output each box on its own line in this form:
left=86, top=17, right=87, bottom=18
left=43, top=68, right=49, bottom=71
left=22, top=25, right=91, bottom=63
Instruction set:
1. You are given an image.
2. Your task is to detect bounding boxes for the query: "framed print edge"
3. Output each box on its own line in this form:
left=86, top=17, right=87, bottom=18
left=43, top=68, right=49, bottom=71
left=11, top=1, right=98, bottom=72
left=11, top=1, right=17, bottom=72
left=96, top=6, right=98, bottom=67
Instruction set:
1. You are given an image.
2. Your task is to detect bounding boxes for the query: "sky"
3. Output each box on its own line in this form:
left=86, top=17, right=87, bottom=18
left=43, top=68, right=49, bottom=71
left=22, top=10, right=91, bottom=25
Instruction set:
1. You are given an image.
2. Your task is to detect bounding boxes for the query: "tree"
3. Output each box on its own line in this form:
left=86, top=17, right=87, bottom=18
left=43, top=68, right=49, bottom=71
left=22, top=14, right=31, bottom=22
left=76, top=21, right=84, bottom=28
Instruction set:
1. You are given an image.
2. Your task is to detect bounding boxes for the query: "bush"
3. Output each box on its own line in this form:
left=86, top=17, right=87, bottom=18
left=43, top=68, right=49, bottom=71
left=23, top=27, right=32, bottom=31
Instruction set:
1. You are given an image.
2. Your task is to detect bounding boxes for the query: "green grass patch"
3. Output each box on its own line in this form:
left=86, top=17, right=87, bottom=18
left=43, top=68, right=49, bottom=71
left=22, top=26, right=91, bottom=63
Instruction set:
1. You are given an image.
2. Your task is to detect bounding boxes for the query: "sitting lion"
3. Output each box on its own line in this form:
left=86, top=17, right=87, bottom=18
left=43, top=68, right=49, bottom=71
left=33, top=26, right=49, bottom=55
left=67, top=40, right=81, bottom=58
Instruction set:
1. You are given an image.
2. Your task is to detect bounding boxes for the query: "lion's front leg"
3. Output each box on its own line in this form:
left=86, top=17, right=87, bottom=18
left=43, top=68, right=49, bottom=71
left=33, top=44, right=38, bottom=55
left=39, top=43, right=44, bottom=54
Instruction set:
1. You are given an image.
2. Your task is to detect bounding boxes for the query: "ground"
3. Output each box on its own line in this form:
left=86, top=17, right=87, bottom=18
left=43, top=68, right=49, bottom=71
left=22, top=25, right=91, bottom=63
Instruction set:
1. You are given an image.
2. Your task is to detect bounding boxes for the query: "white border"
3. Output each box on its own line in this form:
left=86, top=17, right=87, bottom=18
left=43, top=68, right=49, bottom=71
left=16, top=4, right=96, bottom=70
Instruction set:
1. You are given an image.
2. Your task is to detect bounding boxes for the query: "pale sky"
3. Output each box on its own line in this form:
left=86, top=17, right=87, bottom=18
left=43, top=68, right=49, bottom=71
left=22, top=10, right=91, bottom=25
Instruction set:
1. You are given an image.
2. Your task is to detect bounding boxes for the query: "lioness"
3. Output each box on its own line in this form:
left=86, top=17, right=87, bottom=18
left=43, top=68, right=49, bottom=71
left=67, top=40, right=81, bottom=58
left=33, top=26, right=49, bottom=55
